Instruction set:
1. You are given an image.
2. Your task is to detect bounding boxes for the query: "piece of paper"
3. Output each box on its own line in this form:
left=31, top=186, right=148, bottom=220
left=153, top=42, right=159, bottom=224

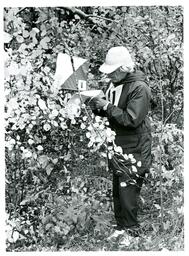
left=79, top=90, right=105, bottom=100
left=66, top=90, right=105, bottom=108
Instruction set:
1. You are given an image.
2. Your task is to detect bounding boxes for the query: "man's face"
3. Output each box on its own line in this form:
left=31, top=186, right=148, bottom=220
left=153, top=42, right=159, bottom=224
left=107, top=67, right=127, bottom=83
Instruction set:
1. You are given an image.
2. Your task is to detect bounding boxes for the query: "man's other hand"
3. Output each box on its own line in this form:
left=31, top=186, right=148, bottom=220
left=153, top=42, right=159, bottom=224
left=92, top=97, right=109, bottom=109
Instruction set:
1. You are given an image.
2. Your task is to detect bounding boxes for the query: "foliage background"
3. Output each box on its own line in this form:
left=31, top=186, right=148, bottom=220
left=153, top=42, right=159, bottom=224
left=4, top=5, right=184, bottom=251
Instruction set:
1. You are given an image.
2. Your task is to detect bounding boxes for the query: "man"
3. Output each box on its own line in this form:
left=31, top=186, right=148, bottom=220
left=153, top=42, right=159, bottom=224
left=88, top=46, right=152, bottom=236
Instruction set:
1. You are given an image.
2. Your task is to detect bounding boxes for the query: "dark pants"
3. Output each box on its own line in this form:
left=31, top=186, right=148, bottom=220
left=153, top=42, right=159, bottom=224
left=112, top=172, right=145, bottom=228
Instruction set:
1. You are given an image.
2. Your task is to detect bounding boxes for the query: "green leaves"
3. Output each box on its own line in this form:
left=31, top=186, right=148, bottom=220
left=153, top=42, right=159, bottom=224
left=38, top=155, right=55, bottom=175
left=38, top=99, right=47, bottom=111
left=16, top=35, right=24, bottom=43
left=4, top=31, right=12, bottom=43
left=166, top=33, right=176, bottom=45
left=46, top=164, right=53, bottom=176
left=40, top=36, right=51, bottom=49
left=22, top=30, right=30, bottom=38
left=38, top=155, right=49, bottom=168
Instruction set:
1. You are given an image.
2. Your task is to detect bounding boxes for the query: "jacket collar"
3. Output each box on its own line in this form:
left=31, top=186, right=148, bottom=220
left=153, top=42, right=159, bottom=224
left=113, top=70, right=146, bottom=86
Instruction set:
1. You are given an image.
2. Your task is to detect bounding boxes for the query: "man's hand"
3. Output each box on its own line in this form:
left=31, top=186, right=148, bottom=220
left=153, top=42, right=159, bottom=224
left=92, top=97, right=109, bottom=109
left=85, top=98, right=97, bottom=110
left=86, top=97, right=110, bottom=110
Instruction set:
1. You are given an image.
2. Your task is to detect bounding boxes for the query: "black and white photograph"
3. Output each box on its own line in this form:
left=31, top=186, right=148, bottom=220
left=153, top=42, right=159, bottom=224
left=2, top=0, right=186, bottom=253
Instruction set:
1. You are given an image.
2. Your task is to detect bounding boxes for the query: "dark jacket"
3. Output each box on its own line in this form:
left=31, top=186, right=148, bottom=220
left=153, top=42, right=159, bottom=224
left=95, top=70, right=152, bottom=169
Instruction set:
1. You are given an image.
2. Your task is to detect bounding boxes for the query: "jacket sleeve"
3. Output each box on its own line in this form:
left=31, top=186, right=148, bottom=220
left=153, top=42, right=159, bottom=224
left=92, top=108, right=107, bottom=117
left=106, top=84, right=151, bottom=128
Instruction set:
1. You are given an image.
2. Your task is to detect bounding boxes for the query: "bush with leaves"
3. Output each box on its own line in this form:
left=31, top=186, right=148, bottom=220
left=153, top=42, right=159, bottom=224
left=4, top=6, right=183, bottom=251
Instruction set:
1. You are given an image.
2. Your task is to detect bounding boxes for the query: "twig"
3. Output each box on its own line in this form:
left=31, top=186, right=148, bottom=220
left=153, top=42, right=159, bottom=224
left=16, top=7, right=27, bottom=16
left=88, top=14, right=118, bottom=23
left=163, top=109, right=176, bottom=125
left=159, top=70, right=164, bottom=232
left=175, top=104, right=183, bottom=123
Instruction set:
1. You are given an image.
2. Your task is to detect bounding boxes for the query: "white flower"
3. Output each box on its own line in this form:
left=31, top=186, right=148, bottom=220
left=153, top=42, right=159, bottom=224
left=51, top=120, right=58, bottom=127
left=93, top=122, right=99, bottom=128
left=95, top=116, right=101, bottom=123
left=86, top=132, right=91, bottom=138
left=60, top=122, right=67, bottom=130
left=98, top=136, right=104, bottom=143
left=83, top=116, right=87, bottom=121
left=105, top=127, right=113, bottom=137
left=31, top=121, right=36, bottom=125
left=28, top=139, right=34, bottom=145
left=124, top=154, right=129, bottom=160
left=120, top=236, right=132, bottom=246
left=51, top=109, right=58, bottom=117
left=37, top=145, right=43, bottom=151
left=90, top=135, right=96, bottom=143
left=43, top=123, right=51, bottom=131
left=177, top=206, right=183, bottom=214
left=87, top=125, right=93, bottom=131
left=100, top=152, right=107, bottom=158
left=137, top=161, right=142, bottom=167
left=32, top=27, right=40, bottom=33
left=88, top=141, right=93, bottom=147
left=59, top=108, right=66, bottom=116
left=128, top=154, right=134, bottom=159
left=71, top=118, right=76, bottom=124
left=24, top=150, right=32, bottom=158
left=131, top=165, right=137, bottom=173
left=114, top=146, right=123, bottom=154
left=33, top=152, right=37, bottom=159
left=13, top=231, right=20, bottom=242
left=80, top=123, right=86, bottom=129
left=99, top=124, right=104, bottom=130
left=38, top=99, right=47, bottom=110
left=131, top=158, right=136, bottom=164
left=120, top=182, right=127, bottom=187
left=9, top=138, right=16, bottom=145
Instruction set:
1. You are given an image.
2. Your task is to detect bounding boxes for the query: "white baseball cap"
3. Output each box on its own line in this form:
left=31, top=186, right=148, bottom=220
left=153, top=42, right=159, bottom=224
left=99, top=46, right=134, bottom=74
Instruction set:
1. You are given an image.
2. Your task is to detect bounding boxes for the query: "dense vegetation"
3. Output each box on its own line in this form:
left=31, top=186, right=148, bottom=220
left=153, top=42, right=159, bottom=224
left=4, top=6, right=183, bottom=251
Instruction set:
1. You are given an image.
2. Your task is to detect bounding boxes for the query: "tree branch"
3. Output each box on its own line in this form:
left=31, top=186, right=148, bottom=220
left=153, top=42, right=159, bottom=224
left=59, top=7, right=118, bottom=24
left=88, top=14, right=118, bottom=23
